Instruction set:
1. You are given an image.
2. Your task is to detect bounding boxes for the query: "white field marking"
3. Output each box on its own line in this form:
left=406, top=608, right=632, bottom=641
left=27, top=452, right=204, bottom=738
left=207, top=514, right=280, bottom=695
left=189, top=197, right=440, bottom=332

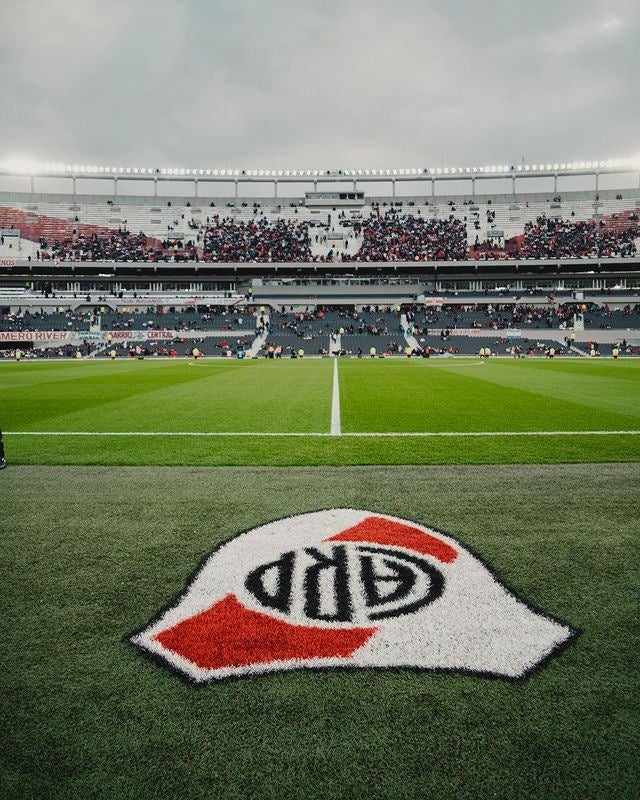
left=6, top=430, right=640, bottom=438
left=331, top=357, right=341, bottom=436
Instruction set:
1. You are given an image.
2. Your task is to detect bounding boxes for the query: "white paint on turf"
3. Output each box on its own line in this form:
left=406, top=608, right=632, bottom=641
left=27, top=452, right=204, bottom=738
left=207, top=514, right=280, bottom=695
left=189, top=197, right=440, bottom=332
left=7, top=430, right=640, bottom=437
left=331, top=358, right=341, bottom=436
left=128, top=509, right=578, bottom=682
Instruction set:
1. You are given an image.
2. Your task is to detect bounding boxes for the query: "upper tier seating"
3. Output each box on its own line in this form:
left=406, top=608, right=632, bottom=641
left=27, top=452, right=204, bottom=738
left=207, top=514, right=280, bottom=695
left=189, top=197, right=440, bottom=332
left=202, top=218, right=312, bottom=262
left=1, top=193, right=638, bottom=262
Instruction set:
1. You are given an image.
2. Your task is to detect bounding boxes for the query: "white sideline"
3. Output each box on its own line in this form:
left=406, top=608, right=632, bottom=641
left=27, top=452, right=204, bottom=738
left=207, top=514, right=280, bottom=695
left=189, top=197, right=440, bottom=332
left=6, top=430, right=640, bottom=438
left=331, top=358, right=341, bottom=436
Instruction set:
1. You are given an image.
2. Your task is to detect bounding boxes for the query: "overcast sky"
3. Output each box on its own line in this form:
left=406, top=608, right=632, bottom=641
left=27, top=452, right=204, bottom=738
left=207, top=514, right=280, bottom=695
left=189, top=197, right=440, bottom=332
left=1, top=0, right=638, bottom=172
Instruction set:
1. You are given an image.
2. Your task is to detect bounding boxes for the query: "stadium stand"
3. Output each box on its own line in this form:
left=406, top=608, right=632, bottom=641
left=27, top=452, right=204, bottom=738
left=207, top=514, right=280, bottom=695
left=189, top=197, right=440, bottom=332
left=202, top=218, right=312, bottom=262
left=97, top=336, right=252, bottom=358
left=344, top=210, right=468, bottom=261
left=100, top=305, right=264, bottom=331
left=414, top=334, right=569, bottom=356
left=338, top=333, right=408, bottom=356
left=0, top=309, right=93, bottom=331
left=260, top=331, right=329, bottom=356
left=2, top=192, right=638, bottom=262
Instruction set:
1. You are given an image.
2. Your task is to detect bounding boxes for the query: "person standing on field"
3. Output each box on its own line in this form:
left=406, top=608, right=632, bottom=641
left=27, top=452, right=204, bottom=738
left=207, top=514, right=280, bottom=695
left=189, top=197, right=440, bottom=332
left=0, top=430, right=6, bottom=469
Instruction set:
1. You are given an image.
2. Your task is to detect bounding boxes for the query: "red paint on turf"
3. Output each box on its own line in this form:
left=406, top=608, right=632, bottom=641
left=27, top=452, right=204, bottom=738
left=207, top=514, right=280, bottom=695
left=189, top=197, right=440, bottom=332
left=327, top=516, right=458, bottom=563
left=155, top=594, right=376, bottom=670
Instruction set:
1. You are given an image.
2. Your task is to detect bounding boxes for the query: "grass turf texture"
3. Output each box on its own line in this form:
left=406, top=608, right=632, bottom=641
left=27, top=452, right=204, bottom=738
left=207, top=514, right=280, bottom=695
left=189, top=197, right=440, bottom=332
left=2, top=464, right=639, bottom=800
left=1, top=358, right=640, bottom=465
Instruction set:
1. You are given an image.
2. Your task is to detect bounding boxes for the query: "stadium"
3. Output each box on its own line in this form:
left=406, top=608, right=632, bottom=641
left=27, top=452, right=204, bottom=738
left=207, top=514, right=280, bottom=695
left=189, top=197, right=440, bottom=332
left=2, top=3, right=639, bottom=799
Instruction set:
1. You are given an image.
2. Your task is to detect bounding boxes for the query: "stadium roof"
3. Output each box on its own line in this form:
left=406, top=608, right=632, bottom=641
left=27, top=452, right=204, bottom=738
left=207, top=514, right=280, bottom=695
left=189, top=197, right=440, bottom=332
left=1, top=157, right=639, bottom=183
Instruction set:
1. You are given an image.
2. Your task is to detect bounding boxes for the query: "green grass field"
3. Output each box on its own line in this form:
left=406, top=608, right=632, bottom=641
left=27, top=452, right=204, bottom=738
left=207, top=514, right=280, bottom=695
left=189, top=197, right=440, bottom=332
left=2, top=358, right=640, bottom=465
left=1, top=358, right=639, bottom=799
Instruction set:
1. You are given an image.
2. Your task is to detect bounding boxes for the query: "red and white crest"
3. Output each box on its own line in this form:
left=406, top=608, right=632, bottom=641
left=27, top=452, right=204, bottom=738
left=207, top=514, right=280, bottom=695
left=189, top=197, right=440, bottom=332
left=128, top=510, right=577, bottom=683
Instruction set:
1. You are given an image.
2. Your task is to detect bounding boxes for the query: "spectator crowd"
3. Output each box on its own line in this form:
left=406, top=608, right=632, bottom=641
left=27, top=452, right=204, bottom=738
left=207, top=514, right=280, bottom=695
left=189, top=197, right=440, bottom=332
left=345, top=210, right=468, bottom=261
left=514, top=216, right=638, bottom=259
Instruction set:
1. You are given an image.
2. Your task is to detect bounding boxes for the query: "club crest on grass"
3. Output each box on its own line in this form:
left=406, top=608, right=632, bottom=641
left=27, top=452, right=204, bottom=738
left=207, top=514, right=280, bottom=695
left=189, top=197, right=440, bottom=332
left=128, top=509, right=578, bottom=683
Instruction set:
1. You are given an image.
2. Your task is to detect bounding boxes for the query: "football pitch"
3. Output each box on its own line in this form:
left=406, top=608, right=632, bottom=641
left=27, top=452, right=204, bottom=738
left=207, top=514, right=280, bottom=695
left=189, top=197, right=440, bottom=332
left=2, top=358, right=639, bottom=800
left=2, top=357, right=640, bottom=465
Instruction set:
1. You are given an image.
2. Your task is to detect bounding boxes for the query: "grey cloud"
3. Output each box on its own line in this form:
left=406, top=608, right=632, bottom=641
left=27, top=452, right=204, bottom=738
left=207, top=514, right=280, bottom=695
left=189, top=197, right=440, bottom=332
left=0, top=0, right=638, bottom=171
